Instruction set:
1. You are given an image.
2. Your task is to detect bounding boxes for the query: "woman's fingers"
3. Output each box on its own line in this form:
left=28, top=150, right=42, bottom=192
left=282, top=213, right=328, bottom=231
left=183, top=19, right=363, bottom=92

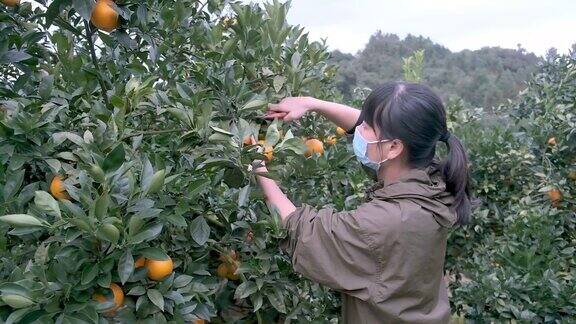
left=264, top=112, right=288, bottom=120
left=267, top=102, right=290, bottom=112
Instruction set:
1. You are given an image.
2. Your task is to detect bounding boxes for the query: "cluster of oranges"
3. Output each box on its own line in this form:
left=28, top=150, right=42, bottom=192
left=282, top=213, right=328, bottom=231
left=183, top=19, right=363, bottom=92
left=242, top=126, right=348, bottom=161
left=216, top=250, right=240, bottom=281
left=91, top=256, right=174, bottom=315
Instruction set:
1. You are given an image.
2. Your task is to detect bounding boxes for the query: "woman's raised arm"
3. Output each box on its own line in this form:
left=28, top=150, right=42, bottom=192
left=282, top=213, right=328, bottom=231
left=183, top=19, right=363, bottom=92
left=265, top=97, right=361, bottom=131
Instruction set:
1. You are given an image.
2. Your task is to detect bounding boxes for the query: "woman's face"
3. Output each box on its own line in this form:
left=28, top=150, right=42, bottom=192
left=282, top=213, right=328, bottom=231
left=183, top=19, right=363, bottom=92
left=357, top=122, right=391, bottom=163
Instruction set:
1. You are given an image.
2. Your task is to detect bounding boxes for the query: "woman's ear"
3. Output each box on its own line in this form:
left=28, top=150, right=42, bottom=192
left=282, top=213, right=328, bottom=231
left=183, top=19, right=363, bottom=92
left=387, top=139, right=404, bottom=160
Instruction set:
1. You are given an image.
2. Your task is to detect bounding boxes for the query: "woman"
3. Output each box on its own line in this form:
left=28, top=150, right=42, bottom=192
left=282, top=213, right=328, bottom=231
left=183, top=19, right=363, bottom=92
left=254, top=81, right=475, bottom=323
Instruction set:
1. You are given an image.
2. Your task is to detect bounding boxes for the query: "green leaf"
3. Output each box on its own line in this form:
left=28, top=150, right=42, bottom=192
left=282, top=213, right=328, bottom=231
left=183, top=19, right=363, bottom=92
left=34, top=191, right=61, bottom=218
left=72, top=0, right=93, bottom=21
left=0, top=214, right=45, bottom=227
left=241, top=98, right=267, bottom=111
left=234, top=281, right=258, bottom=300
left=38, top=75, right=54, bottom=100
left=127, top=286, right=146, bottom=296
left=52, top=132, right=84, bottom=146
left=265, top=123, right=280, bottom=146
left=186, top=178, right=211, bottom=199
left=1, top=295, right=34, bottom=309
left=278, top=137, right=306, bottom=154
left=146, top=170, right=166, bottom=194
left=118, top=250, right=134, bottom=285
left=138, top=247, right=169, bottom=260
left=94, top=193, right=110, bottom=220
left=3, top=169, right=25, bottom=201
left=265, top=289, right=286, bottom=313
left=189, top=216, right=210, bottom=246
left=173, top=275, right=194, bottom=288
left=291, top=51, right=301, bottom=69
left=130, top=222, right=163, bottom=244
left=102, top=145, right=125, bottom=173
left=140, top=158, right=154, bottom=193
left=147, top=289, right=164, bottom=311
left=0, top=50, right=32, bottom=64
left=238, top=185, right=250, bottom=207
left=81, top=264, right=99, bottom=285
left=273, top=75, right=285, bottom=93
left=97, top=223, right=120, bottom=245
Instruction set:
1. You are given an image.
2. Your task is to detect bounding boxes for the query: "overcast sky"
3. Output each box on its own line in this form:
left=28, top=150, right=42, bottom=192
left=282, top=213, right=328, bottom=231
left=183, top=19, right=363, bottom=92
left=249, top=0, right=575, bottom=57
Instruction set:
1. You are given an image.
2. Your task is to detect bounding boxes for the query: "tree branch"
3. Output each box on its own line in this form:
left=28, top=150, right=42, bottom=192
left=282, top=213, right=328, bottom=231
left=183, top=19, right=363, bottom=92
left=83, top=20, right=110, bottom=109
left=120, top=128, right=188, bottom=140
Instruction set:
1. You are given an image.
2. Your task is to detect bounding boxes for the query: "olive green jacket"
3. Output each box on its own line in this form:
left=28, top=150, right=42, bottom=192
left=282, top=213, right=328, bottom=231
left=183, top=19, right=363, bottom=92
left=281, top=163, right=456, bottom=323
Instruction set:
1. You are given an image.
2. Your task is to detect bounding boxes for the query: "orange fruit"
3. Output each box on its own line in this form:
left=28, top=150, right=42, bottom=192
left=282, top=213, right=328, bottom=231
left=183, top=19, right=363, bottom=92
left=227, top=261, right=239, bottom=280
left=548, top=188, right=562, bottom=207
left=304, top=138, right=324, bottom=157
left=1, top=0, right=19, bottom=7
left=194, top=320, right=206, bottom=324
left=325, top=135, right=337, bottom=146
left=93, top=283, right=124, bottom=314
left=216, top=263, right=229, bottom=279
left=243, top=136, right=256, bottom=146
left=568, top=171, right=576, bottom=181
left=257, top=140, right=274, bottom=161
left=263, top=146, right=273, bottom=161
left=91, top=0, right=119, bottom=32
left=547, top=137, right=557, bottom=146
left=217, top=262, right=239, bottom=280
left=336, top=127, right=346, bottom=136
left=246, top=230, right=254, bottom=243
left=146, top=257, right=173, bottom=281
left=217, top=251, right=240, bottom=280
left=134, top=257, right=146, bottom=268
left=50, top=175, right=70, bottom=200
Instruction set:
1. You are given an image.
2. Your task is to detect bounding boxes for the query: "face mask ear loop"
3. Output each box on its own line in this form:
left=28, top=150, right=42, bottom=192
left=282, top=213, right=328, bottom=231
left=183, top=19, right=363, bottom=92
left=373, top=138, right=392, bottom=164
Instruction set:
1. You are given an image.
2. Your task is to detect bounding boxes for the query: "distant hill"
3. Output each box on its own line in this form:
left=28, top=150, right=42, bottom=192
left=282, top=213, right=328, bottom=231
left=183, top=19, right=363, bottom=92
left=330, top=31, right=543, bottom=108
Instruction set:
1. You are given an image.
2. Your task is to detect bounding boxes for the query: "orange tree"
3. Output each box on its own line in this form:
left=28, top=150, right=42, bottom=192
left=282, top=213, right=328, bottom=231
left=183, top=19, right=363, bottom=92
left=0, top=0, right=348, bottom=322
left=444, top=52, right=575, bottom=320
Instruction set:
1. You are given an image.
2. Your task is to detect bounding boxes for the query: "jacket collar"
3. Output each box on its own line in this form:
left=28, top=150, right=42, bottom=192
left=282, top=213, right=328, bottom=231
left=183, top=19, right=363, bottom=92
left=364, top=161, right=457, bottom=227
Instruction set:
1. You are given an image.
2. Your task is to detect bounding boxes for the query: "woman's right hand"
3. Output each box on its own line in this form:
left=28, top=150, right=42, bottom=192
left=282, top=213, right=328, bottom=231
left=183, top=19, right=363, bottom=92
left=265, top=96, right=317, bottom=122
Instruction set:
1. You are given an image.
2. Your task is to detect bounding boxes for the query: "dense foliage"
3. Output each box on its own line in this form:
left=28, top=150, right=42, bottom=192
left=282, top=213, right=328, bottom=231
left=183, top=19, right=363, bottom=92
left=1, top=0, right=574, bottom=323
left=330, top=31, right=547, bottom=109
left=445, top=51, right=576, bottom=321
left=0, top=0, right=343, bottom=322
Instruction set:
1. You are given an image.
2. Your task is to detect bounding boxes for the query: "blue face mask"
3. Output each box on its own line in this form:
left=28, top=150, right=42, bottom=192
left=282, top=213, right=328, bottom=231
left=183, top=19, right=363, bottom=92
left=353, top=127, right=391, bottom=172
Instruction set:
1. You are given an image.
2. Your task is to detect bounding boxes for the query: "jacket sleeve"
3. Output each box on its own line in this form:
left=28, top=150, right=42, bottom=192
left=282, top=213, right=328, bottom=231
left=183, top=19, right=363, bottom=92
left=280, top=204, right=377, bottom=300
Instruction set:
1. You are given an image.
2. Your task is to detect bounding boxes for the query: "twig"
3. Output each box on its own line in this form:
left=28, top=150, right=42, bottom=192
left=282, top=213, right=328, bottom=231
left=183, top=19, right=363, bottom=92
left=120, top=128, right=187, bottom=140
left=83, top=20, right=110, bottom=109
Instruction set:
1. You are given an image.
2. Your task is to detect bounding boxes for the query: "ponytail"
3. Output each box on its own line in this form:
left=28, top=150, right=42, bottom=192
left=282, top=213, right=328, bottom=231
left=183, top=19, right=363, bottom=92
left=359, top=81, right=478, bottom=225
left=441, top=133, right=476, bottom=225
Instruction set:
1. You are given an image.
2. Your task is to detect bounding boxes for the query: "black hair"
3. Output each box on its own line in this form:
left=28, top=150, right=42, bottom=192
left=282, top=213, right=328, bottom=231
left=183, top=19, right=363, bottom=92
left=360, top=81, right=475, bottom=225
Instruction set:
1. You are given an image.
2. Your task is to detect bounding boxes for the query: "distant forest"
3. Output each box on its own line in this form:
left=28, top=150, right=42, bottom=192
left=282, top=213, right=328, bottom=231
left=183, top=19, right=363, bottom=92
left=329, top=31, right=547, bottom=108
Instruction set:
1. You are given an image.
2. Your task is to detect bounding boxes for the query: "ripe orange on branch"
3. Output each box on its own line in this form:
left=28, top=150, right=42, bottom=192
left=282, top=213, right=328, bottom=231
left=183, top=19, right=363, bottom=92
left=547, top=137, right=557, bottom=146
left=547, top=188, right=562, bottom=207
left=325, top=135, right=337, bottom=146
left=134, top=257, right=146, bottom=268
left=0, top=0, right=19, bottom=7
left=304, top=138, right=324, bottom=157
left=257, top=140, right=274, bottom=161
left=217, top=250, right=240, bottom=280
left=93, top=283, right=124, bottom=315
left=50, top=175, right=70, bottom=200
left=91, top=0, right=119, bottom=32
left=145, top=256, right=174, bottom=281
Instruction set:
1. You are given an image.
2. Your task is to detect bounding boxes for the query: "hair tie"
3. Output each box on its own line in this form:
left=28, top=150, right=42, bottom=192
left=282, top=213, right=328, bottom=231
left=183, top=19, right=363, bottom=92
left=439, top=131, right=451, bottom=143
